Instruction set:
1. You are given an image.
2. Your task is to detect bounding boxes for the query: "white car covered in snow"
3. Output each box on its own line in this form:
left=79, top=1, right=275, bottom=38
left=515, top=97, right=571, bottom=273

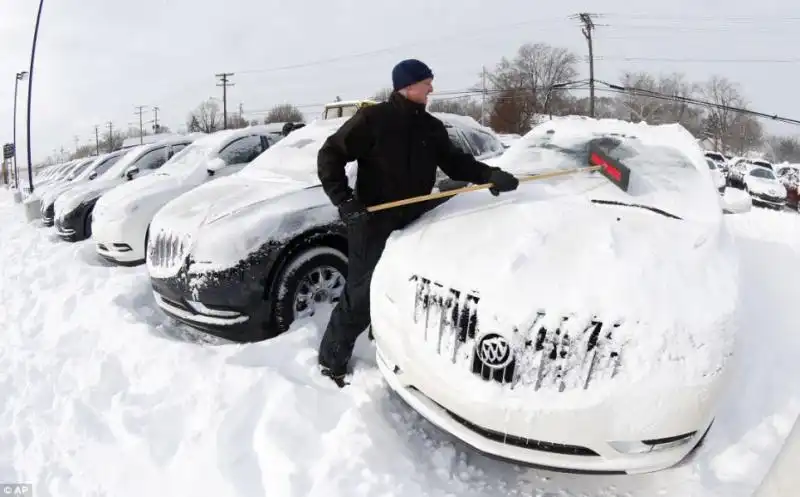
left=370, top=117, right=741, bottom=474
left=91, top=126, right=284, bottom=265
left=705, top=158, right=726, bottom=194
left=743, top=166, right=787, bottom=210
left=53, top=135, right=204, bottom=242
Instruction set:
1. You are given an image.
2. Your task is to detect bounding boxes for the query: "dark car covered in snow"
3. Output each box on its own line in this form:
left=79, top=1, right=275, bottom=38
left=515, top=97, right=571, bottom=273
left=145, top=113, right=506, bottom=342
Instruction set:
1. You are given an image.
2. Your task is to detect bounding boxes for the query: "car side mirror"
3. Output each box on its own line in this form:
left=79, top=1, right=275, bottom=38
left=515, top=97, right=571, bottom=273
left=125, top=165, right=140, bottom=180
left=207, top=157, right=226, bottom=176
left=88, top=171, right=97, bottom=180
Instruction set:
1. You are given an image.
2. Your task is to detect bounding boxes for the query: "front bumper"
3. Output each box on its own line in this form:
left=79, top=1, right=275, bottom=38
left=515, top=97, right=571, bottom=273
left=750, top=192, right=786, bottom=209
left=149, top=257, right=276, bottom=342
left=376, top=343, right=718, bottom=474
left=55, top=211, right=85, bottom=241
left=41, top=202, right=55, bottom=227
left=92, top=216, right=147, bottom=264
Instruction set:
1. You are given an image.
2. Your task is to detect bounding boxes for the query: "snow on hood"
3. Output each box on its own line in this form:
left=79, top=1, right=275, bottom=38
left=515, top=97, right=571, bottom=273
left=490, top=116, right=723, bottom=224
left=54, top=178, right=123, bottom=218
left=372, top=117, right=739, bottom=391
left=374, top=194, right=738, bottom=393
left=147, top=174, right=330, bottom=278
left=97, top=173, right=181, bottom=210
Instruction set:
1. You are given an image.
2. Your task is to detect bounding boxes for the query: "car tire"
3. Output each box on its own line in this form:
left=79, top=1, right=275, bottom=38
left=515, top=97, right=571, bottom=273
left=271, top=246, right=348, bottom=337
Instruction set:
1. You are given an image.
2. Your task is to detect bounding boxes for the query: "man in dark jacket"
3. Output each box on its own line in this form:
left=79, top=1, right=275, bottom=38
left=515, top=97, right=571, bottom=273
left=316, top=58, right=519, bottom=387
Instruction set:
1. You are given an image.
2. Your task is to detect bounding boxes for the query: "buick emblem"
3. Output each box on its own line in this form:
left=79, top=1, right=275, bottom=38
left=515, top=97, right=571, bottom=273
left=476, top=333, right=513, bottom=369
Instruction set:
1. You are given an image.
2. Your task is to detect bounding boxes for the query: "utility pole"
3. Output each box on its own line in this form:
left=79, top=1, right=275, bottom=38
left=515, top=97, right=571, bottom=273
left=74, top=135, right=79, bottom=154
left=576, top=13, right=597, bottom=117
left=215, top=73, right=234, bottom=129
left=134, top=105, right=146, bottom=144
left=94, top=125, right=100, bottom=155
left=106, top=121, right=114, bottom=153
left=152, top=106, right=160, bottom=133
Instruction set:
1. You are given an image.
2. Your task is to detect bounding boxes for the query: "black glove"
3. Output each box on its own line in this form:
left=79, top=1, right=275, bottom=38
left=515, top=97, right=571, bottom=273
left=486, top=168, right=519, bottom=196
left=337, top=196, right=369, bottom=224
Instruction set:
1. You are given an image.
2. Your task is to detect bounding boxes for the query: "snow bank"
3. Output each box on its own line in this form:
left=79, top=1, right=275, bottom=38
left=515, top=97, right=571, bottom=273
left=1, top=187, right=799, bottom=496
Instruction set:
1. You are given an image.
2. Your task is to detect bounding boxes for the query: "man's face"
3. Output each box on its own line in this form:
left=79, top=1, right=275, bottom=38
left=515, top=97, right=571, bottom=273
left=404, top=78, right=434, bottom=105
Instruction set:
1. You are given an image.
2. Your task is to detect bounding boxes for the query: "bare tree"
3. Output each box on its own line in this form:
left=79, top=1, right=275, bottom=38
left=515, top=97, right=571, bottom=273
left=699, top=76, right=747, bottom=153
left=226, top=114, right=249, bottom=129
left=371, top=88, right=394, bottom=102
left=187, top=99, right=223, bottom=133
left=428, top=97, right=483, bottom=122
left=766, top=135, right=800, bottom=163
left=264, top=104, right=304, bottom=124
left=485, top=42, right=579, bottom=134
left=727, top=114, right=764, bottom=156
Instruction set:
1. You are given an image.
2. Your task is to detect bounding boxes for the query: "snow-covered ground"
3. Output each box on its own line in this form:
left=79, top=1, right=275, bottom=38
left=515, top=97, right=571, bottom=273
left=1, top=188, right=798, bottom=497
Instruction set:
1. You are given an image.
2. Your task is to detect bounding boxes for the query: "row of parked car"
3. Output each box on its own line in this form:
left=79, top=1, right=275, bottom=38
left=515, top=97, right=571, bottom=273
left=25, top=101, right=508, bottom=340
left=21, top=109, right=745, bottom=476
left=703, top=150, right=800, bottom=211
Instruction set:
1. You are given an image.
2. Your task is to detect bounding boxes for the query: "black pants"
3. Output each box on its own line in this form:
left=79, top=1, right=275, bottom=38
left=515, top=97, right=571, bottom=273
left=318, top=200, right=445, bottom=374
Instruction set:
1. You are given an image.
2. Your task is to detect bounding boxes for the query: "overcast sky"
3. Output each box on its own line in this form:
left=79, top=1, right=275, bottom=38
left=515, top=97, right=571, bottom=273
left=2, top=0, right=799, bottom=166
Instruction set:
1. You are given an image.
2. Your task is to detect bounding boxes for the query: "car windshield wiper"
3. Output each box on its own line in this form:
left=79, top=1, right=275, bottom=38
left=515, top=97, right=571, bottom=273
left=590, top=199, right=682, bottom=220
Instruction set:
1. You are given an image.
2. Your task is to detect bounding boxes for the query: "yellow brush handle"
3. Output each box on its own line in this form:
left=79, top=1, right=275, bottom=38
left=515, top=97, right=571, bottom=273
left=366, top=165, right=602, bottom=213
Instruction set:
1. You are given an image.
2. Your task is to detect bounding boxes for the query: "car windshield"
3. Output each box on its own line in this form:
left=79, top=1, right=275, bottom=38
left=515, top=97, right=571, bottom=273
left=750, top=168, right=775, bottom=179
left=156, top=142, right=214, bottom=177
left=66, top=159, right=93, bottom=179
left=492, top=120, right=721, bottom=223
left=753, top=160, right=772, bottom=169
left=706, top=159, right=717, bottom=170
left=238, top=118, right=349, bottom=183
left=98, top=146, right=147, bottom=180
left=88, top=154, right=123, bottom=178
left=705, top=152, right=724, bottom=162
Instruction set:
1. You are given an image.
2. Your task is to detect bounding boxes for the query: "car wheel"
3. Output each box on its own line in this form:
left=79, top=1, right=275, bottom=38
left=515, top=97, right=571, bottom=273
left=272, top=246, right=347, bottom=336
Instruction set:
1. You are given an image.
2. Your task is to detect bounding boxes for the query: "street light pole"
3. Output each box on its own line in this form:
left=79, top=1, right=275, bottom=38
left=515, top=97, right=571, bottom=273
left=12, top=71, right=28, bottom=189
left=25, top=0, right=45, bottom=194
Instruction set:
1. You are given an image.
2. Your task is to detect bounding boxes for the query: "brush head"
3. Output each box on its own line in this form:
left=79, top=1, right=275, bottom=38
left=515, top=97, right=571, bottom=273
left=587, top=141, right=632, bottom=192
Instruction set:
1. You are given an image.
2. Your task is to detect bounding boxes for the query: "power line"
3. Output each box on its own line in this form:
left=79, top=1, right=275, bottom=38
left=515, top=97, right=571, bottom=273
left=595, top=56, right=800, bottom=63
left=231, top=16, right=574, bottom=76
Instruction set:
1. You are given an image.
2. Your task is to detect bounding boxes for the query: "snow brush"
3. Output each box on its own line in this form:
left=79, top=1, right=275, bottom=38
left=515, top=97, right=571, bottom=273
left=366, top=142, right=632, bottom=213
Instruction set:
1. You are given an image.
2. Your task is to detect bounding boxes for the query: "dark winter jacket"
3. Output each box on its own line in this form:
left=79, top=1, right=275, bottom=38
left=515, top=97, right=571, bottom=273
left=317, top=92, right=495, bottom=214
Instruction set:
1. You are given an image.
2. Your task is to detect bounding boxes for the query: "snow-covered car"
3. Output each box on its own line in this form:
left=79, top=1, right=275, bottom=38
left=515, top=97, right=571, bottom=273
left=370, top=116, right=740, bottom=475
left=727, top=158, right=773, bottom=189
left=40, top=150, right=128, bottom=226
left=743, top=166, right=786, bottom=210
left=145, top=113, right=506, bottom=341
left=776, top=164, right=800, bottom=210
left=91, top=126, right=284, bottom=265
left=53, top=135, right=203, bottom=242
left=704, top=151, right=728, bottom=174
left=705, top=158, right=726, bottom=194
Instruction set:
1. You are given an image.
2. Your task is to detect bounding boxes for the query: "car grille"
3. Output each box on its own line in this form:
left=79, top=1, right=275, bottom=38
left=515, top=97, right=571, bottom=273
left=147, top=231, right=190, bottom=273
left=754, top=192, right=784, bottom=202
left=410, top=274, right=622, bottom=391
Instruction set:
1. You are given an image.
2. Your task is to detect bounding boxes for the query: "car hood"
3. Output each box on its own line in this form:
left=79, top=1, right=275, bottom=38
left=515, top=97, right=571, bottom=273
left=54, top=177, right=124, bottom=218
left=95, top=174, right=182, bottom=212
left=371, top=192, right=738, bottom=387
left=42, top=179, right=90, bottom=207
left=147, top=173, right=333, bottom=278
left=746, top=177, right=784, bottom=194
